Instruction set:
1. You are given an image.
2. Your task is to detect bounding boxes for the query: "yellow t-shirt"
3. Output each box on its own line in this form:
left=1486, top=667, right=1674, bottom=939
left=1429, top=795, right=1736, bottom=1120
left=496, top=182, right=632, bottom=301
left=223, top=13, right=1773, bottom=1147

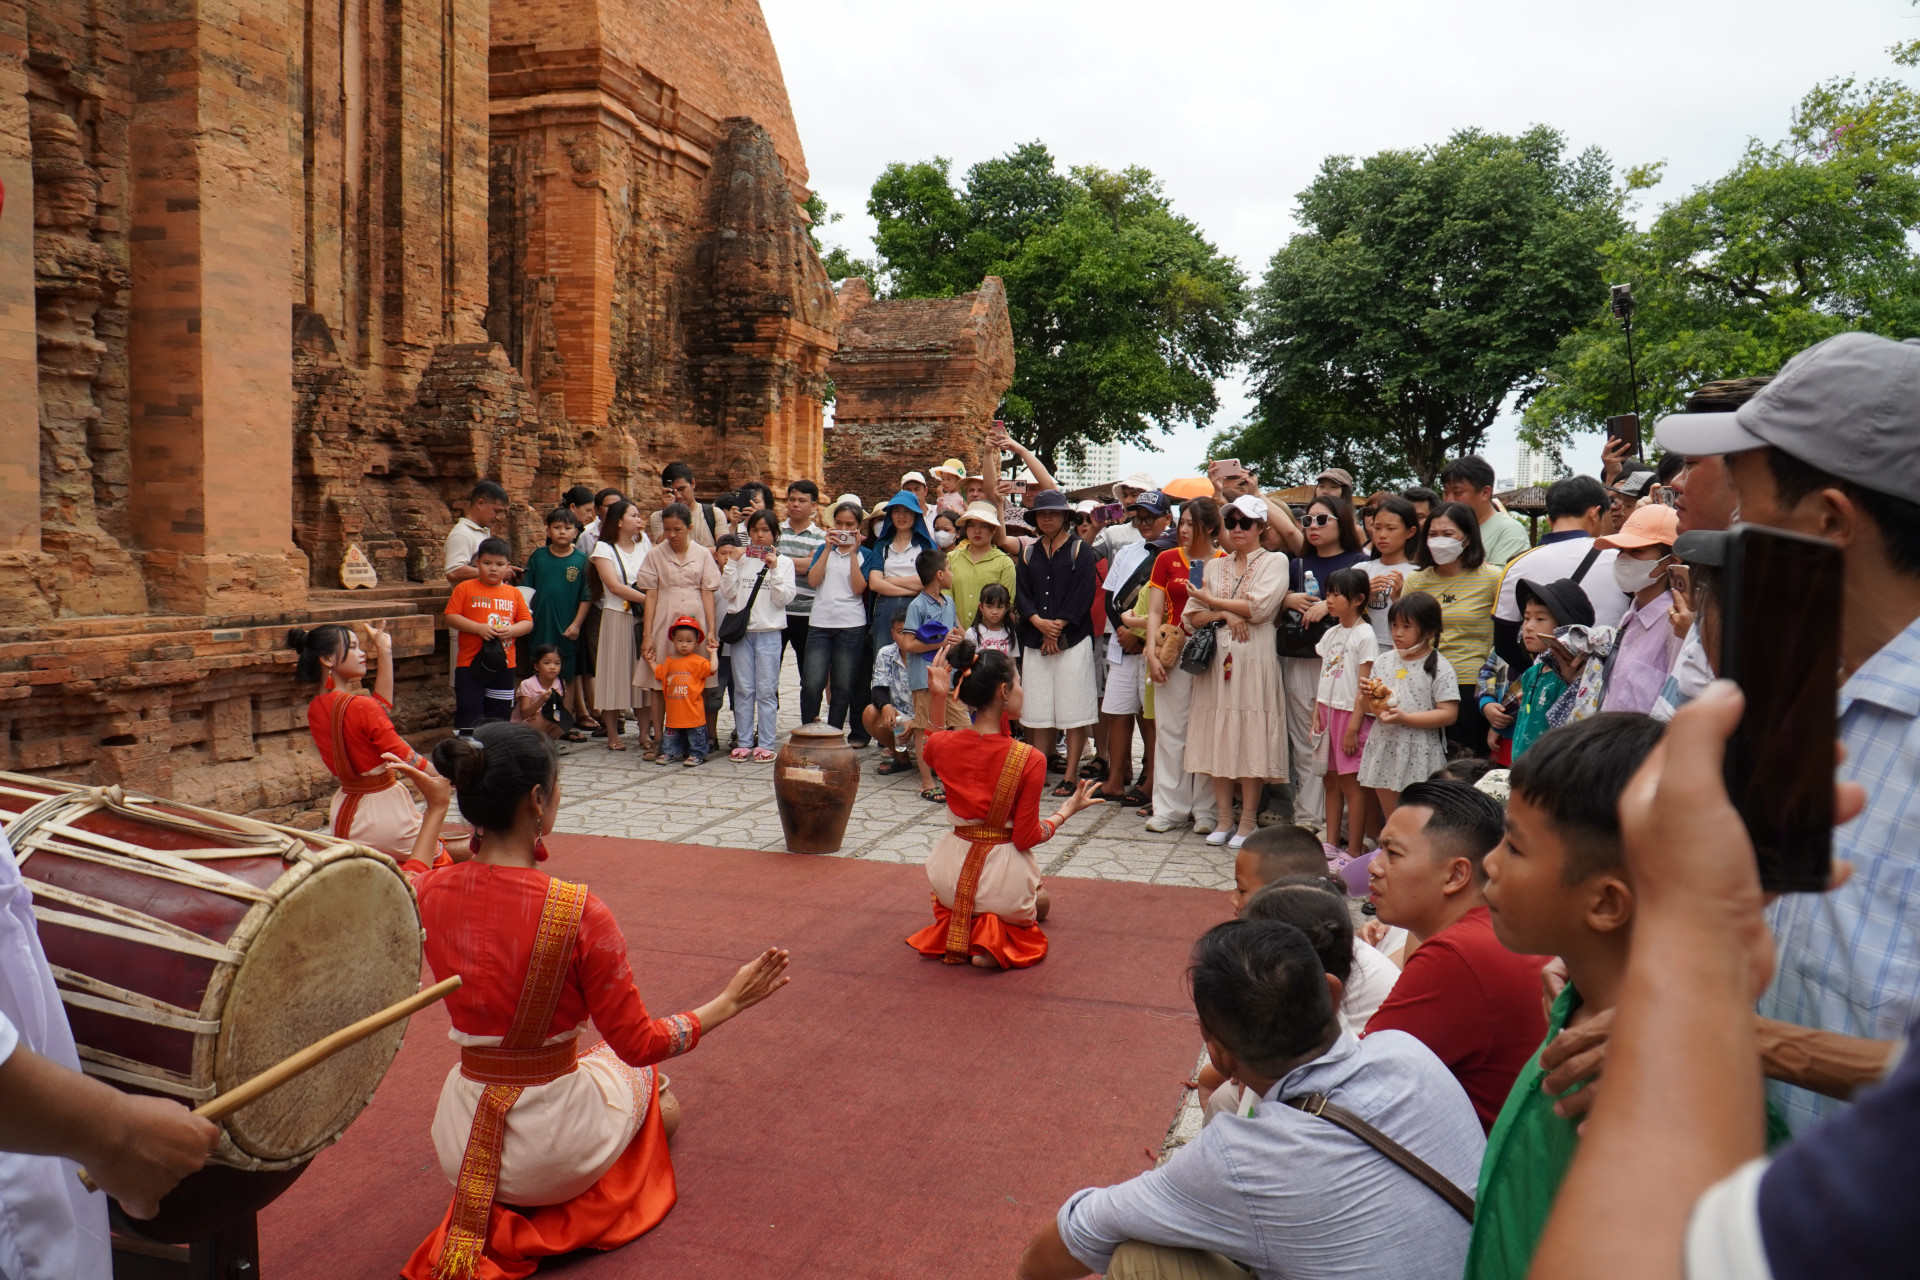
left=1403, top=564, right=1501, bottom=686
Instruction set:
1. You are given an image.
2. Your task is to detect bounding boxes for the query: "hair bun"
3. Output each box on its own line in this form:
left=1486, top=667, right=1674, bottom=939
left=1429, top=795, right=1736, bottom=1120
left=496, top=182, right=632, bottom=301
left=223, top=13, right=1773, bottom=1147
left=285, top=627, right=309, bottom=654
left=430, top=736, right=490, bottom=791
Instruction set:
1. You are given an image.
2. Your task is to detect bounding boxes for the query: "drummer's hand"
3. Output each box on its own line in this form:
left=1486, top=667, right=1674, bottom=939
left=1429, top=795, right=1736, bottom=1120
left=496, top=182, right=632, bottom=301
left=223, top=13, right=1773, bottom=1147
left=383, top=753, right=452, bottom=811
left=90, top=1093, right=220, bottom=1220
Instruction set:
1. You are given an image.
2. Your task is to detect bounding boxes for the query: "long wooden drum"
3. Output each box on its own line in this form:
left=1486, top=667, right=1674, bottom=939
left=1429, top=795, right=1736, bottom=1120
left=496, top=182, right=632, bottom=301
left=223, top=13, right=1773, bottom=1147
left=0, top=772, right=424, bottom=1181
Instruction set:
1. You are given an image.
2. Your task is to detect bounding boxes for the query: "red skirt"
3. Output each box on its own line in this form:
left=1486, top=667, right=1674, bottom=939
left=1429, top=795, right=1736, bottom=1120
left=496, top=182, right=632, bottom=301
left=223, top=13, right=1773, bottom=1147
left=906, top=900, right=1049, bottom=969
left=401, top=1067, right=676, bottom=1280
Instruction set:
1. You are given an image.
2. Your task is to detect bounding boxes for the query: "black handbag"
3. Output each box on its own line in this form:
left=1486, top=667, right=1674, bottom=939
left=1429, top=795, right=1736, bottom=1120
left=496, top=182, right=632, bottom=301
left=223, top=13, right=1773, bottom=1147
left=717, top=561, right=770, bottom=646
left=1178, top=622, right=1221, bottom=675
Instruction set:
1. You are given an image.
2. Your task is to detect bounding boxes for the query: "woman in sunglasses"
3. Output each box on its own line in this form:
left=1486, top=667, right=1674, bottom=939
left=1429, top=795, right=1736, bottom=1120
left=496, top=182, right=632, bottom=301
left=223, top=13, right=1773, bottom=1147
left=1277, top=495, right=1370, bottom=829
left=1180, top=494, right=1291, bottom=850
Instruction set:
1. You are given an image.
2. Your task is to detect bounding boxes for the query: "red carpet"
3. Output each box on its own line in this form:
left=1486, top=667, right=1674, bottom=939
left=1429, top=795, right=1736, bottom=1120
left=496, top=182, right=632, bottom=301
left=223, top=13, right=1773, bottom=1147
left=259, top=835, right=1226, bottom=1279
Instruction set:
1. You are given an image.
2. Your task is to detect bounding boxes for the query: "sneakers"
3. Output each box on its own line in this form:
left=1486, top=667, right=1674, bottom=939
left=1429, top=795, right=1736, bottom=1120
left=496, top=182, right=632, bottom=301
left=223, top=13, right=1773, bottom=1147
left=1144, top=813, right=1180, bottom=833
left=656, top=754, right=682, bottom=767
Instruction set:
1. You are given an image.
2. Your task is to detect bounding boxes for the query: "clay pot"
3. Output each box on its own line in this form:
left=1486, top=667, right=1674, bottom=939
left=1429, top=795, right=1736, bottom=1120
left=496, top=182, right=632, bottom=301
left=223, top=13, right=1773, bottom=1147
left=773, top=722, right=862, bottom=853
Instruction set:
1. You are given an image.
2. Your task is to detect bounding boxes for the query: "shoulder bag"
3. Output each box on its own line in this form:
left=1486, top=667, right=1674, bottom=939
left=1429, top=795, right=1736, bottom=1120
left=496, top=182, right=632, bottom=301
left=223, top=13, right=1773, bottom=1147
left=1285, top=1092, right=1475, bottom=1222
left=718, top=559, right=770, bottom=646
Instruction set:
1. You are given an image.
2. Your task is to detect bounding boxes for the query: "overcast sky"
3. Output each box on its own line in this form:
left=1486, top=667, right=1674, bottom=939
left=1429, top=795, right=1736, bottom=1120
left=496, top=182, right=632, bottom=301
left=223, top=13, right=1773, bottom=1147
left=763, top=0, right=1918, bottom=487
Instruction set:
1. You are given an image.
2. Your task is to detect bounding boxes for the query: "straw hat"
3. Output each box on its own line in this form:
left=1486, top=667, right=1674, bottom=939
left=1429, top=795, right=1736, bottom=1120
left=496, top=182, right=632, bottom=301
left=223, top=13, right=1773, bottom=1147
left=958, top=500, right=1003, bottom=529
left=931, top=459, right=967, bottom=483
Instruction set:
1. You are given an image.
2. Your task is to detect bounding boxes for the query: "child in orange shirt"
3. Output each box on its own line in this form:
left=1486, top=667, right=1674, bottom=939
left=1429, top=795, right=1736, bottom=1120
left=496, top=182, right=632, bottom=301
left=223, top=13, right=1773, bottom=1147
left=652, top=616, right=714, bottom=766
left=445, top=537, right=534, bottom=729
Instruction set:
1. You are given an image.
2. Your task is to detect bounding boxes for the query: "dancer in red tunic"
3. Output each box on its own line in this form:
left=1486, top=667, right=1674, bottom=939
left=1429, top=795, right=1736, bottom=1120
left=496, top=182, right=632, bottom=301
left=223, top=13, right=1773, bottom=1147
left=385, top=725, right=789, bottom=1280
left=905, top=639, right=1104, bottom=969
left=287, top=622, right=437, bottom=865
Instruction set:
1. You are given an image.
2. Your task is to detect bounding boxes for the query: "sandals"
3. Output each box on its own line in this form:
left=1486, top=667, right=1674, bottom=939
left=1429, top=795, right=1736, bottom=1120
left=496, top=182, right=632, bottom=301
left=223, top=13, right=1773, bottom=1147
left=920, top=786, right=946, bottom=803
left=1121, top=787, right=1150, bottom=807
left=1050, top=780, right=1077, bottom=798
left=729, top=747, right=752, bottom=761
left=876, top=754, right=915, bottom=775
left=752, top=749, right=777, bottom=763
left=606, top=737, right=627, bottom=752
left=1078, top=759, right=1107, bottom=779
left=562, top=729, right=591, bottom=743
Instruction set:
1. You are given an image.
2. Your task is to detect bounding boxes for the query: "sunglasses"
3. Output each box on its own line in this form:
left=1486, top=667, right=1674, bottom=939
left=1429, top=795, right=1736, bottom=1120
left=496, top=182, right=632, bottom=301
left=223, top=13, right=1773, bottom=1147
left=1222, top=513, right=1259, bottom=531
left=1303, top=513, right=1335, bottom=527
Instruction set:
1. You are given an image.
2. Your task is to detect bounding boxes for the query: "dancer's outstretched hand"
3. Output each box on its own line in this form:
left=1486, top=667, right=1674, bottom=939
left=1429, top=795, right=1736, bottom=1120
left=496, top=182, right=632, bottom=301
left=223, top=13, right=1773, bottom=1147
left=703, top=948, right=791, bottom=1031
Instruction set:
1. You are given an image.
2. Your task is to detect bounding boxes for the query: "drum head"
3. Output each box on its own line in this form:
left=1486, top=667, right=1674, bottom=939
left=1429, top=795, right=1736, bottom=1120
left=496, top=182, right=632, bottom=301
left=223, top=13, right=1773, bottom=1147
left=215, top=855, right=421, bottom=1164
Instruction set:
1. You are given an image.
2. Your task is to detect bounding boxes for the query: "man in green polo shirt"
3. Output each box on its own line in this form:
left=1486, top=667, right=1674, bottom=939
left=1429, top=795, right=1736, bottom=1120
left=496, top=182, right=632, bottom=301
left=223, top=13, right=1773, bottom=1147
left=949, top=500, right=1017, bottom=629
left=1442, top=454, right=1532, bottom=566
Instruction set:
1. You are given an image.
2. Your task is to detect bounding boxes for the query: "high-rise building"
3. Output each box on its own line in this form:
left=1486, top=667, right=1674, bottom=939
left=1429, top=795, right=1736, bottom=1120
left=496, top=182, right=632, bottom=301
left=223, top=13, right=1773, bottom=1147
left=1515, top=445, right=1564, bottom=489
left=1054, top=439, right=1122, bottom=492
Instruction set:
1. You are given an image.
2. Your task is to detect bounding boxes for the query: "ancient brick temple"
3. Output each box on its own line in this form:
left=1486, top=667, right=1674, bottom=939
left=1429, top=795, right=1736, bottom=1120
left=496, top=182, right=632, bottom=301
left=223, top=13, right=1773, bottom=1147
left=824, top=277, right=1015, bottom=504
left=0, top=0, right=836, bottom=818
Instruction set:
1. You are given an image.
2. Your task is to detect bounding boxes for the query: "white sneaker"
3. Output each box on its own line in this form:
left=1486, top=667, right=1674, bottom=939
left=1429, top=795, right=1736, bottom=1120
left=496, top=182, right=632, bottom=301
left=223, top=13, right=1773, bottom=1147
left=1193, top=818, right=1217, bottom=835
left=1228, top=832, right=1250, bottom=850
left=1145, top=813, right=1180, bottom=833
left=1204, top=828, right=1232, bottom=846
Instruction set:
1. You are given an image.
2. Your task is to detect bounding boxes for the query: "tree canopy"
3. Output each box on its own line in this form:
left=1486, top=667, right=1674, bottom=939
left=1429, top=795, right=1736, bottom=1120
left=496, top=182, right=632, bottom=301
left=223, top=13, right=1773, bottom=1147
left=862, top=143, right=1247, bottom=469
left=1524, top=72, right=1920, bottom=450
left=1214, top=126, right=1623, bottom=490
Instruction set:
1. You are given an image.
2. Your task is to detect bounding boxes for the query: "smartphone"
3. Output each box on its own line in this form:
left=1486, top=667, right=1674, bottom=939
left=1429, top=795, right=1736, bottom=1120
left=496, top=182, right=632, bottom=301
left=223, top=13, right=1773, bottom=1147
left=1207, top=458, right=1241, bottom=481
left=1720, top=524, right=1840, bottom=893
left=1606, top=413, right=1641, bottom=457
left=1096, top=502, right=1127, bottom=524
left=1668, top=564, right=1692, bottom=599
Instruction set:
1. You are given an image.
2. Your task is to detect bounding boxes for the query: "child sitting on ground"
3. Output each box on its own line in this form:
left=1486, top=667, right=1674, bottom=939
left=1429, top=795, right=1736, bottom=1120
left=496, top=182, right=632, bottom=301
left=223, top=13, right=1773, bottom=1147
left=863, top=641, right=918, bottom=775
left=512, top=644, right=568, bottom=740
left=1359, top=590, right=1458, bottom=819
left=651, top=617, right=714, bottom=766
left=1500, top=580, right=1594, bottom=762
left=1468, top=711, right=1784, bottom=1280
left=1314, top=567, right=1378, bottom=861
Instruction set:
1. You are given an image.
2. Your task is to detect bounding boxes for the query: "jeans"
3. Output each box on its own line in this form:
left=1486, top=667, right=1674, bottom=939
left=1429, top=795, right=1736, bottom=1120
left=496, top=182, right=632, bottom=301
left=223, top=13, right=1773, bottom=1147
left=781, top=613, right=810, bottom=668
left=454, top=663, right=514, bottom=729
left=730, top=630, right=783, bottom=749
left=661, top=725, right=710, bottom=761
left=802, top=624, right=866, bottom=728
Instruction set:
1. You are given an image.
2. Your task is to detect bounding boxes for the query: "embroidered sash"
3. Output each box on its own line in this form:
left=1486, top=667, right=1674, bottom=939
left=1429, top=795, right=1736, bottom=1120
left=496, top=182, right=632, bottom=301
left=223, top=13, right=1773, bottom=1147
left=432, top=877, right=588, bottom=1280
left=325, top=691, right=402, bottom=839
left=942, top=740, right=1037, bottom=964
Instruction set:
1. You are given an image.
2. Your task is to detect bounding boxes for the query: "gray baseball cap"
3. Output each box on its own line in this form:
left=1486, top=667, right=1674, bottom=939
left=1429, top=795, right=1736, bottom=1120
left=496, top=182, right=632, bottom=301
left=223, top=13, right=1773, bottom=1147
left=1653, top=332, right=1920, bottom=499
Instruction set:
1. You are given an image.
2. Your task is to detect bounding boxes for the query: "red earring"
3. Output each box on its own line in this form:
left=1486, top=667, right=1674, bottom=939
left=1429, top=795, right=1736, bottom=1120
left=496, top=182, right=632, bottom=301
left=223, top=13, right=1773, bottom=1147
left=534, top=837, right=550, bottom=863
left=469, top=828, right=484, bottom=858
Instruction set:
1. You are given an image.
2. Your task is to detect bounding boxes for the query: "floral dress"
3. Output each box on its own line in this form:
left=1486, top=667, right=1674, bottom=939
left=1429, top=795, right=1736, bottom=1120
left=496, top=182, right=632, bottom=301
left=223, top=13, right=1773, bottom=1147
left=1357, top=649, right=1459, bottom=790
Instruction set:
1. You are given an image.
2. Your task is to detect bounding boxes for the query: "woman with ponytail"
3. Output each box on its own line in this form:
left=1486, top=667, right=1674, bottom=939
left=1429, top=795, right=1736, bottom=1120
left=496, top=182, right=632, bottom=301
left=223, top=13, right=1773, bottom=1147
left=904, top=639, right=1105, bottom=969
left=286, top=622, right=436, bottom=866
left=383, top=723, right=790, bottom=1280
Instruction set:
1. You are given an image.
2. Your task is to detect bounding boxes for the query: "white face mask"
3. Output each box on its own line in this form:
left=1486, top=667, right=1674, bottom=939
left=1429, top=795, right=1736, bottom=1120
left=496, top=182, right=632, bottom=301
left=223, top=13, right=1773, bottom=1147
left=1613, top=553, right=1668, bottom=594
left=1426, top=535, right=1465, bottom=565
left=934, top=529, right=956, bottom=548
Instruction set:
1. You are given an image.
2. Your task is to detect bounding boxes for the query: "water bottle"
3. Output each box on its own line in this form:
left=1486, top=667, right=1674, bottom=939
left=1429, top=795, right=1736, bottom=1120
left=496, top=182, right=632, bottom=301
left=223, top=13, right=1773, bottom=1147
left=1304, top=570, right=1320, bottom=600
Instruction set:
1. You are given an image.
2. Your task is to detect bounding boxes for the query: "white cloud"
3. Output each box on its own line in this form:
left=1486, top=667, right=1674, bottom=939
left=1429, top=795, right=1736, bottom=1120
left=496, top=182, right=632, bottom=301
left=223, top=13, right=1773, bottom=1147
left=766, top=0, right=1917, bottom=487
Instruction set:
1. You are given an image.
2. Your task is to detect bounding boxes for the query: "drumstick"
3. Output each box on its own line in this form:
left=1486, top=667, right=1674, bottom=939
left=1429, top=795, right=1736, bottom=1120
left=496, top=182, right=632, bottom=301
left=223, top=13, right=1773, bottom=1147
left=78, top=975, right=461, bottom=1193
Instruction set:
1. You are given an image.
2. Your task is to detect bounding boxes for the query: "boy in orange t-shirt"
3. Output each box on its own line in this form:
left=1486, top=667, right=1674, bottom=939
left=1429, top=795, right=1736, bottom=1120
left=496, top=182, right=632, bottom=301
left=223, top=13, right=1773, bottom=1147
left=444, top=537, right=533, bottom=729
left=652, top=616, right=714, bottom=766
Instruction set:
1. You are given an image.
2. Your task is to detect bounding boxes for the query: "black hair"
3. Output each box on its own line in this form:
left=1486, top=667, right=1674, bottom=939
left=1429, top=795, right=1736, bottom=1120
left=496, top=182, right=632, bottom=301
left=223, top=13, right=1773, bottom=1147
left=975, top=582, right=1012, bottom=613
left=1387, top=590, right=1444, bottom=677
left=600, top=499, right=639, bottom=541
left=1307, top=495, right=1365, bottom=554
left=562, top=485, right=594, bottom=508
left=1395, top=779, right=1507, bottom=883
left=787, top=479, right=820, bottom=501
left=1184, top=495, right=1222, bottom=539
left=1683, top=376, right=1772, bottom=413
left=657, top=501, right=692, bottom=531
left=286, top=625, right=353, bottom=683
left=661, top=461, right=695, bottom=486
left=470, top=480, right=509, bottom=504
left=430, top=722, right=559, bottom=835
left=1370, top=495, right=1418, bottom=535
left=594, top=487, right=623, bottom=509
left=744, top=508, right=780, bottom=540
left=1440, top=454, right=1496, bottom=493
left=1764, top=448, right=1920, bottom=578
left=1241, top=877, right=1354, bottom=983
left=1430, top=756, right=1498, bottom=785
left=737, top=482, right=776, bottom=512
left=544, top=507, right=583, bottom=530
left=475, top=537, right=512, bottom=561
left=915, top=546, right=948, bottom=585
left=944, top=637, right=1017, bottom=711
left=1188, top=920, right=1337, bottom=1076
left=529, top=643, right=561, bottom=668
left=1402, top=485, right=1439, bottom=510
left=1654, top=452, right=1685, bottom=486
left=1323, top=566, right=1370, bottom=607
left=1239, top=824, right=1338, bottom=892
left=1511, top=712, right=1666, bottom=883
left=714, top=533, right=743, bottom=550
left=1545, top=475, right=1607, bottom=522
left=1415, top=501, right=1488, bottom=572
left=833, top=501, right=864, bottom=525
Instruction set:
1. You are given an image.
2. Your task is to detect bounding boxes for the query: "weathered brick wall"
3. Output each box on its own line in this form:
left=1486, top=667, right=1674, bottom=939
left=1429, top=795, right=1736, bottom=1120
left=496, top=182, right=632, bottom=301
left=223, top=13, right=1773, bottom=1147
left=825, top=277, right=1015, bottom=505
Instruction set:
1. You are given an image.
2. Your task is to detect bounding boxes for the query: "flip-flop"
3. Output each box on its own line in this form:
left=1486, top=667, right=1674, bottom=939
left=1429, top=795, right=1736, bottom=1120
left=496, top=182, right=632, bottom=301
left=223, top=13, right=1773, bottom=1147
left=1050, top=780, right=1077, bottom=798
left=920, top=787, right=946, bottom=803
left=1121, top=788, right=1149, bottom=807
left=876, top=755, right=915, bottom=775
left=562, top=729, right=590, bottom=743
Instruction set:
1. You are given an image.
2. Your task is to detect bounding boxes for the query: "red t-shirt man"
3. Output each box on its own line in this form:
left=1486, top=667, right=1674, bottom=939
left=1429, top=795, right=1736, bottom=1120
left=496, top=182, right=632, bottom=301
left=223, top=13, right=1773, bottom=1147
left=1363, top=905, right=1549, bottom=1131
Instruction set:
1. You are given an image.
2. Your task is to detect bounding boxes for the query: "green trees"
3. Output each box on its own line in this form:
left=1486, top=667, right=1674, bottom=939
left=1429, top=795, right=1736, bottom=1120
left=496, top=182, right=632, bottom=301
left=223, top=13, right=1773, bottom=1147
left=1217, top=127, right=1623, bottom=490
left=1524, top=75, right=1920, bottom=450
left=861, top=143, right=1246, bottom=470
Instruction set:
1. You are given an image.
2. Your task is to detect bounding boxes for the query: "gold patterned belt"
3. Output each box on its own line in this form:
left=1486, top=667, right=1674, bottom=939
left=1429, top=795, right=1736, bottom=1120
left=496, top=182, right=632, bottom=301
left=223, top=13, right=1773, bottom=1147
left=954, top=824, right=1013, bottom=845
left=458, top=1039, right=580, bottom=1087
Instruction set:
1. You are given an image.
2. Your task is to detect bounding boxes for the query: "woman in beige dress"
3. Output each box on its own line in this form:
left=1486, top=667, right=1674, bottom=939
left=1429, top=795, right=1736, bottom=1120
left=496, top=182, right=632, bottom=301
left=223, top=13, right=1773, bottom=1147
left=636, top=503, right=722, bottom=761
left=1182, top=494, right=1291, bottom=849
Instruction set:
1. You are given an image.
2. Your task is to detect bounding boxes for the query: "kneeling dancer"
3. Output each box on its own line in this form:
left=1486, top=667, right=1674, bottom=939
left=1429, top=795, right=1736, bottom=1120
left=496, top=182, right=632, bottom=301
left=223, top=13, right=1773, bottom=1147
left=394, top=723, right=789, bottom=1279
left=906, top=639, right=1102, bottom=969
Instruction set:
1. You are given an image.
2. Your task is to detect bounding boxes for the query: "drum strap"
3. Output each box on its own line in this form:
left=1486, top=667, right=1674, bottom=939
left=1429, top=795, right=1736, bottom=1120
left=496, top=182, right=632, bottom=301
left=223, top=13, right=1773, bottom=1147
left=943, top=741, right=1036, bottom=964
left=325, top=693, right=400, bottom=840
left=433, top=877, right=587, bottom=1280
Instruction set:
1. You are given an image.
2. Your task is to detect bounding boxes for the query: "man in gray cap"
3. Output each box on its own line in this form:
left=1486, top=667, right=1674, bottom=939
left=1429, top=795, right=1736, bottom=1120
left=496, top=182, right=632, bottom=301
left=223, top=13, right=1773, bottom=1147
left=1656, top=330, right=1920, bottom=1138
